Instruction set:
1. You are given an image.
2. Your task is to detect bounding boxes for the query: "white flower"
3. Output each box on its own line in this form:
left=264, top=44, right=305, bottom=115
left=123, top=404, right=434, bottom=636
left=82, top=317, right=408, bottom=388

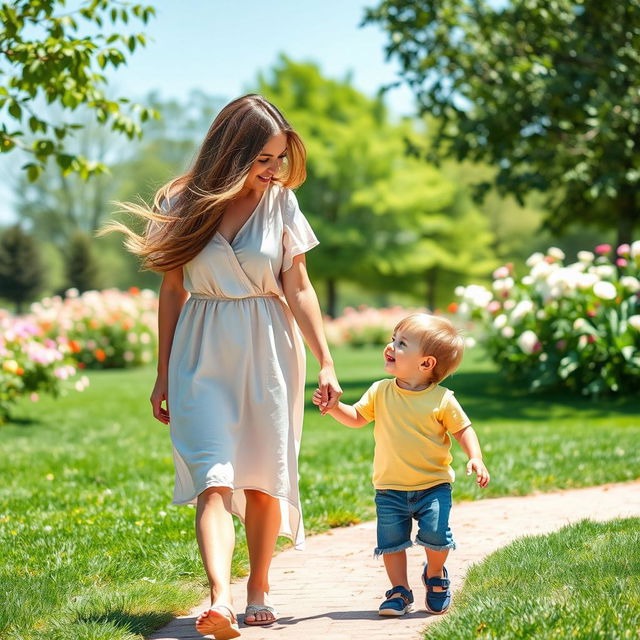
left=630, top=241, right=640, bottom=259
left=592, top=264, right=616, bottom=280
left=530, top=260, right=555, bottom=280
left=577, top=251, right=595, bottom=263
left=493, top=266, right=510, bottom=279
left=576, top=272, right=599, bottom=290
left=464, top=336, right=477, bottom=348
left=454, top=285, right=465, bottom=297
left=510, top=300, right=534, bottom=322
left=620, top=276, right=640, bottom=293
left=526, top=252, right=545, bottom=267
left=548, top=247, right=565, bottom=260
left=504, top=299, right=516, bottom=310
left=517, top=330, right=539, bottom=354
left=592, top=281, right=617, bottom=300
left=573, top=318, right=586, bottom=331
left=522, top=275, right=534, bottom=286
left=539, top=352, right=548, bottom=362
left=536, top=310, right=547, bottom=320
left=493, top=314, right=508, bottom=329
left=629, top=315, right=640, bottom=331
left=492, top=277, right=514, bottom=293
left=501, top=326, right=515, bottom=339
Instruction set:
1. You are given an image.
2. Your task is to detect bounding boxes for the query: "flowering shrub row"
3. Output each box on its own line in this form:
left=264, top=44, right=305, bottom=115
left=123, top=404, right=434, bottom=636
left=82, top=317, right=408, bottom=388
left=324, top=305, right=427, bottom=347
left=456, top=243, right=640, bottom=396
left=29, top=288, right=158, bottom=369
left=0, top=312, right=88, bottom=421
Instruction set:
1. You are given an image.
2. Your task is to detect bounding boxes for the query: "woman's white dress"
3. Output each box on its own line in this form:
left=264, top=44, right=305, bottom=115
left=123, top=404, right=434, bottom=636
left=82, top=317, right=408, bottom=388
left=167, top=184, right=318, bottom=550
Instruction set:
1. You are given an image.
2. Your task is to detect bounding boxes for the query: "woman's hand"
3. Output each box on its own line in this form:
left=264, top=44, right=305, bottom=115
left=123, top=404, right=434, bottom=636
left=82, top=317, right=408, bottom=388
left=317, top=365, right=342, bottom=415
left=150, top=374, right=170, bottom=424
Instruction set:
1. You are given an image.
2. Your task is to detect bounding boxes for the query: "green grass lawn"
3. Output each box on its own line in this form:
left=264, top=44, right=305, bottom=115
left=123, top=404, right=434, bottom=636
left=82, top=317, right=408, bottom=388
left=425, top=518, right=640, bottom=640
left=0, top=346, right=638, bottom=640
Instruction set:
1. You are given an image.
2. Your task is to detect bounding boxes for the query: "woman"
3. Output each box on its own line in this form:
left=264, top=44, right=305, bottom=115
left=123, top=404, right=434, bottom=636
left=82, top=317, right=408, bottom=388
left=105, top=95, right=341, bottom=639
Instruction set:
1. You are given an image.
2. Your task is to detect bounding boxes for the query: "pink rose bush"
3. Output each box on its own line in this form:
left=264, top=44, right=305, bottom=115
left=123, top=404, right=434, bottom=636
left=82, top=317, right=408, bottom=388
left=456, top=242, right=640, bottom=396
left=0, top=311, right=87, bottom=421
left=29, top=288, right=158, bottom=369
left=324, top=305, right=426, bottom=347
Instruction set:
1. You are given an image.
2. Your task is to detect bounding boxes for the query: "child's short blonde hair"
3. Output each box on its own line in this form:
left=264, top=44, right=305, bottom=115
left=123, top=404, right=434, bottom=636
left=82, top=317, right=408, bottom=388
left=394, top=313, right=464, bottom=383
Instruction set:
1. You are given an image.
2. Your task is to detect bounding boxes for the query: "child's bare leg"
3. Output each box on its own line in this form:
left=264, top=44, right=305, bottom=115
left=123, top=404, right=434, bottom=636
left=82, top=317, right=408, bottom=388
left=383, top=549, right=410, bottom=591
left=424, top=548, right=449, bottom=591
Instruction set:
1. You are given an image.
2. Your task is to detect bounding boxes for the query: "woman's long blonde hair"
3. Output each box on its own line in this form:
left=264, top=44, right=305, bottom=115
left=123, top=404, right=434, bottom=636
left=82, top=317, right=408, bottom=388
left=100, top=94, right=306, bottom=272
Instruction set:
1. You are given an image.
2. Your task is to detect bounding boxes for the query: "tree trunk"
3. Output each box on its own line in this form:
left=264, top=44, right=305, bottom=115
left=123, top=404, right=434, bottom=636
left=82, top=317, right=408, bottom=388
left=326, top=278, right=337, bottom=318
left=425, top=267, right=438, bottom=311
left=617, top=189, right=638, bottom=247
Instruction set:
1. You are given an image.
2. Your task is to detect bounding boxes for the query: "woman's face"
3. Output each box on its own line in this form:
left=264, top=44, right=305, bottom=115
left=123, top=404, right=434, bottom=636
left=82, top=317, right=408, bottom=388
left=243, top=132, right=288, bottom=193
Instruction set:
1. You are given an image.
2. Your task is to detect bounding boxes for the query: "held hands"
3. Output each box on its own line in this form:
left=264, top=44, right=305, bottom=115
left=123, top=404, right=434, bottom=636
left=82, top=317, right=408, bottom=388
left=466, top=457, right=490, bottom=488
left=150, top=374, right=170, bottom=425
left=315, top=365, right=342, bottom=415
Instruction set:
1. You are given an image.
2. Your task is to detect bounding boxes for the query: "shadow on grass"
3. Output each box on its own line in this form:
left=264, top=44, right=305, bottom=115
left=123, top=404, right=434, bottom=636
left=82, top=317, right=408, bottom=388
left=75, top=610, right=174, bottom=636
left=448, top=370, right=639, bottom=421
left=307, top=370, right=639, bottom=421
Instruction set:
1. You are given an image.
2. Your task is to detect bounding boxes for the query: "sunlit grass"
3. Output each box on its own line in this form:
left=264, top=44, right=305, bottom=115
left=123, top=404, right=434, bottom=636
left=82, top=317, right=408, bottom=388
left=424, top=518, right=640, bottom=640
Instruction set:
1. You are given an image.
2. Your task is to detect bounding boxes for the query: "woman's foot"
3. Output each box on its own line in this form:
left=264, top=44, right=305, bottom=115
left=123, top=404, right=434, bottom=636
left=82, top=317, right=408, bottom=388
left=244, top=590, right=277, bottom=625
left=195, top=605, right=241, bottom=639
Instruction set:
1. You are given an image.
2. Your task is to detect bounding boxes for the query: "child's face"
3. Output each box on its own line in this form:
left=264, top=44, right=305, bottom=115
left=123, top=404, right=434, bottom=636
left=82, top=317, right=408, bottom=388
left=383, top=329, right=435, bottom=380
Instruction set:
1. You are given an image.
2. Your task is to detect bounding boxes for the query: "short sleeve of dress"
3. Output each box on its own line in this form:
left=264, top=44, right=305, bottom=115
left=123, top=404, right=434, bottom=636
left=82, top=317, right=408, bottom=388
left=282, top=189, right=319, bottom=272
left=353, top=380, right=381, bottom=423
left=439, top=390, right=472, bottom=434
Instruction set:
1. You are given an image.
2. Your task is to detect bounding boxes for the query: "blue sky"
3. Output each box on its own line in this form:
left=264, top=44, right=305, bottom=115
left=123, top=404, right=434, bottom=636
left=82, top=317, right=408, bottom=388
left=106, top=0, right=415, bottom=115
left=1, top=1, right=416, bottom=223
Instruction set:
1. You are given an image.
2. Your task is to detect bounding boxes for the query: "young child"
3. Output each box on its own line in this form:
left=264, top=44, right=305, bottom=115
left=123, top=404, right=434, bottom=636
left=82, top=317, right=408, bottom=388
left=313, top=313, right=489, bottom=616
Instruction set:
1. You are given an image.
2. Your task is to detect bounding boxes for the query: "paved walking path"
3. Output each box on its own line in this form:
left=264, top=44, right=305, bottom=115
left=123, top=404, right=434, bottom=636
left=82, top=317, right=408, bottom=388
left=149, top=481, right=640, bottom=640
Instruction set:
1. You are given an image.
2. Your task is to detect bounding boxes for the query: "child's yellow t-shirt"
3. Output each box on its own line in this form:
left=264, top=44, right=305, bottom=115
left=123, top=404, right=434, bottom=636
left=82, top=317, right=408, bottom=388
left=354, top=378, right=471, bottom=490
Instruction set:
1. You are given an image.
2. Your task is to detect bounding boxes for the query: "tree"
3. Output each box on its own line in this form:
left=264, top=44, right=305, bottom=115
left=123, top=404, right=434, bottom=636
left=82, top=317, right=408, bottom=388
left=65, top=231, right=101, bottom=292
left=364, top=1, right=640, bottom=245
left=0, top=224, right=45, bottom=313
left=1, top=0, right=157, bottom=181
left=257, top=56, right=495, bottom=314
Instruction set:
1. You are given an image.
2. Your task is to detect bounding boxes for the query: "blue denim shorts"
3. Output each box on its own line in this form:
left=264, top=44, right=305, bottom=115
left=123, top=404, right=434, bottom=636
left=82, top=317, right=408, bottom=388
left=374, top=483, right=455, bottom=557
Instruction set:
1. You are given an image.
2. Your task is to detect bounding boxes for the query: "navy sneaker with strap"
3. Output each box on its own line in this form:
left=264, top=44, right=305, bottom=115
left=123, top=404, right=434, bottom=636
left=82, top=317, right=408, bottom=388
left=422, top=565, right=451, bottom=614
left=378, top=585, right=414, bottom=616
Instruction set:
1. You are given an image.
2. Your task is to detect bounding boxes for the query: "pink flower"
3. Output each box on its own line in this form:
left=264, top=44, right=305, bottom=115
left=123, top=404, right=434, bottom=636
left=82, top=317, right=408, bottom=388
left=487, top=300, right=501, bottom=313
left=616, top=258, right=628, bottom=267
left=617, top=244, right=631, bottom=256
left=595, top=244, right=612, bottom=255
left=30, top=393, right=39, bottom=402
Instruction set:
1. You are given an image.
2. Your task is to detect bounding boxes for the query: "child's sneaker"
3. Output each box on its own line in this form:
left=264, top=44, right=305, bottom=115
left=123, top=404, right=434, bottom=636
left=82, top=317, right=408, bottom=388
left=422, top=565, right=451, bottom=614
left=378, top=585, right=414, bottom=616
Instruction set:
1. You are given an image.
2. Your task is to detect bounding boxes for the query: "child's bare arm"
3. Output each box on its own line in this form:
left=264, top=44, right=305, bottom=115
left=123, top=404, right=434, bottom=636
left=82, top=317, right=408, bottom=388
left=452, top=426, right=490, bottom=488
left=312, top=390, right=369, bottom=428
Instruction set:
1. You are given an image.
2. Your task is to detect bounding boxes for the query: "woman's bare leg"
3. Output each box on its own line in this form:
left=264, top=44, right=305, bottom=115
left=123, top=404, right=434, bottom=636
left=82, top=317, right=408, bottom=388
left=243, top=489, right=281, bottom=623
left=194, top=487, right=236, bottom=632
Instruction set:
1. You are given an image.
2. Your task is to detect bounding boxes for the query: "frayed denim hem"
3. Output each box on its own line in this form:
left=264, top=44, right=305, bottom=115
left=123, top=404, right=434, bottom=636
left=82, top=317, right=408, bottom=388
left=415, top=537, right=456, bottom=552
left=373, top=540, right=413, bottom=559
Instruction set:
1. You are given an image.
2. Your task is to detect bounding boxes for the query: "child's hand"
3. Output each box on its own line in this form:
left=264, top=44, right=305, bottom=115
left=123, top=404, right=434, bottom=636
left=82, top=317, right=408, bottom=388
left=312, top=388, right=327, bottom=414
left=466, top=457, right=490, bottom=488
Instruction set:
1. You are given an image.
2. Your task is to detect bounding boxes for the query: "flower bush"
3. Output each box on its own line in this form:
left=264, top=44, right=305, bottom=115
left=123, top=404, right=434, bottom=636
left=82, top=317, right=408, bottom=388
left=456, top=242, right=640, bottom=396
left=0, top=312, right=88, bottom=421
left=324, top=305, right=428, bottom=347
left=29, top=288, right=158, bottom=369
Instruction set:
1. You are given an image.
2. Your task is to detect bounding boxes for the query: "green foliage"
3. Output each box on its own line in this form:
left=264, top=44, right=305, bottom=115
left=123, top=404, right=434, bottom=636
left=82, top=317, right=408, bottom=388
left=257, top=56, right=495, bottom=313
left=65, top=232, right=101, bottom=292
left=0, top=0, right=158, bottom=180
left=426, top=518, right=640, bottom=640
left=365, top=1, right=640, bottom=244
left=0, top=225, right=45, bottom=313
